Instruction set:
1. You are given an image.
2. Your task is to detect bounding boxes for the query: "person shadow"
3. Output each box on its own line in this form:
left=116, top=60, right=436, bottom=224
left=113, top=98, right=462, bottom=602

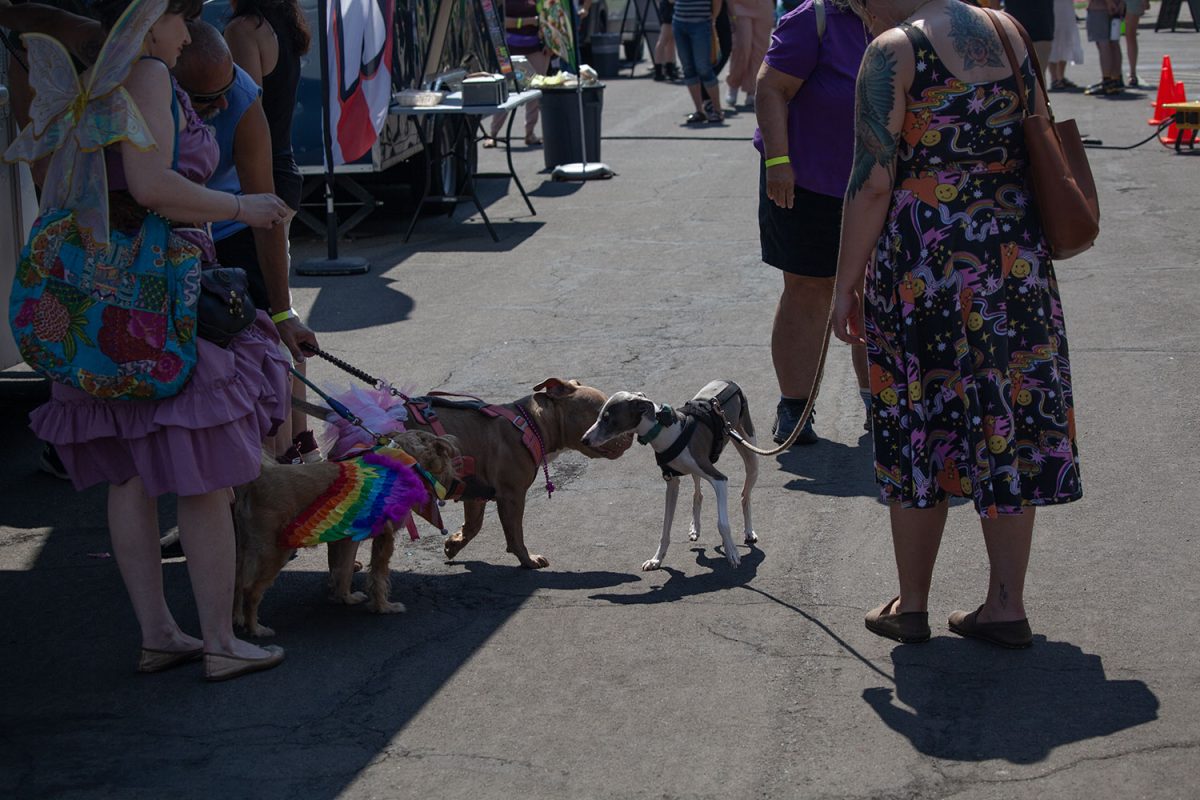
left=775, top=430, right=878, bottom=499
left=589, top=544, right=765, bottom=604
left=862, top=637, right=1160, bottom=763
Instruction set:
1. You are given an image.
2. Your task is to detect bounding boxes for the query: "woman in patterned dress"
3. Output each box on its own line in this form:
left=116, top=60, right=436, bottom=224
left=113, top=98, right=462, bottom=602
left=832, top=0, right=1082, bottom=648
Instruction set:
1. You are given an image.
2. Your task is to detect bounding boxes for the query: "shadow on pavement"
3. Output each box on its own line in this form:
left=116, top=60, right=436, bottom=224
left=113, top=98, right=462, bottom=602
left=0, top=379, right=641, bottom=798
left=290, top=269, right=416, bottom=332
left=589, top=544, right=764, bottom=604
left=776, top=433, right=877, bottom=499
left=0, top=542, right=640, bottom=798
left=862, top=636, right=1160, bottom=763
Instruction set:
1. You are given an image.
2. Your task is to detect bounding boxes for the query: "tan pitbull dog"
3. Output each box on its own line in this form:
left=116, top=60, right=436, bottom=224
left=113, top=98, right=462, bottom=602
left=403, top=378, right=632, bottom=569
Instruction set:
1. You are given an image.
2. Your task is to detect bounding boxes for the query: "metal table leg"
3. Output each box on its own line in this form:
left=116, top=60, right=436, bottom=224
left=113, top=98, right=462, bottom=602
left=504, top=108, right=537, bottom=216
left=403, top=116, right=435, bottom=243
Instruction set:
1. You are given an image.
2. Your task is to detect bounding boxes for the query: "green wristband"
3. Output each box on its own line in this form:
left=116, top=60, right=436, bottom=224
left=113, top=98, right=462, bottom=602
left=764, top=155, right=790, bottom=168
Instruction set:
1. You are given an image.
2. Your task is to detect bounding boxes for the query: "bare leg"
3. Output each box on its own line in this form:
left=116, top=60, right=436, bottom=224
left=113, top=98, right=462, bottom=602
left=978, top=508, right=1035, bottom=623
left=773, top=273, right=835, bottom=398
left=108, top=477, right=201, bottom=653
left=888, top=501, right=949, bottom=613
left=686, top=82, right=705, bottom=113
left=1124, top=14, right=1141, bottom=83
left=177, top=490, right=276, bottom=659
left=851, top=342, right=869, bottom=391
left=655, top=23, right=676, bottom=66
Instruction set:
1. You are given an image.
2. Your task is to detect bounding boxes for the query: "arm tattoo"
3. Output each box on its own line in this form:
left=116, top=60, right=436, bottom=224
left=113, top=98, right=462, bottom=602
left=947, top=1, right=1004, bottom=69
left=847, top=43, right=900, bottom=200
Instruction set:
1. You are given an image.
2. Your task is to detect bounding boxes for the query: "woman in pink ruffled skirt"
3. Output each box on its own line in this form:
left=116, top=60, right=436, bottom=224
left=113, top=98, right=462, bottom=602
left=26, top=0, right=296, bottom=680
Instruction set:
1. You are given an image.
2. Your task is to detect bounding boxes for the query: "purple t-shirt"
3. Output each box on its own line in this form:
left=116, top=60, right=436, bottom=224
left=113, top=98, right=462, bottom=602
left=752, top=0, right=868, bottom=198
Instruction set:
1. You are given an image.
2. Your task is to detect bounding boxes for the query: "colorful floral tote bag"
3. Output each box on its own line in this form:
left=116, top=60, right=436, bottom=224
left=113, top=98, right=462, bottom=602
left=10, top=209, right=201, bottom=400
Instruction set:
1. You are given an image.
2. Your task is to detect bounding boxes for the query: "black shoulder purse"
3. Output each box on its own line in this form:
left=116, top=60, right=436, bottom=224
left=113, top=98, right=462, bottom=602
left=198, top=267, right=257, bottom=347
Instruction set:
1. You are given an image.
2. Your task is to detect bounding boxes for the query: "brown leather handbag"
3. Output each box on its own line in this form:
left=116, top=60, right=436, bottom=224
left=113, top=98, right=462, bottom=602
left=986, top=10, right=1100, bottom=260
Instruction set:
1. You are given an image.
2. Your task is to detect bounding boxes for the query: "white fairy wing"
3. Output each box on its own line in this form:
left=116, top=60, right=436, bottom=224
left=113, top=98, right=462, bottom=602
left=3, top=0, right=167, bottom=246
left=4, top=33, right=80, bottom=159
left=84, top=0, right=167, bottom=98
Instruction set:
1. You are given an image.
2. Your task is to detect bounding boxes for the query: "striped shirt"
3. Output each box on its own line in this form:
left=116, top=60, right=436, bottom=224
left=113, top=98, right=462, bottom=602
left=673, top=0, right=713, bottom=23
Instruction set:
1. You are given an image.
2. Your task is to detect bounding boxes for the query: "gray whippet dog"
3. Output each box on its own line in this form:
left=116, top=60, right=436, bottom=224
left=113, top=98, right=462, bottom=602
left=581, top=380, right=759, bottom=570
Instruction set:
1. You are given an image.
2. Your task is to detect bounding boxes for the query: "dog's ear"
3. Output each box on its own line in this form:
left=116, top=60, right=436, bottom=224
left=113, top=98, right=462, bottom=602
left=633, top=391, right=648, bottom=399
left=636, top=398, right=656, bottom=418
left=533, top=378, right=575, bottom=398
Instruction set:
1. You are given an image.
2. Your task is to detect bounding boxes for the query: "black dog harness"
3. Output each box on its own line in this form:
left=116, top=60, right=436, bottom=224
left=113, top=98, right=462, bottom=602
left=642, top=382, right=742, bottom=481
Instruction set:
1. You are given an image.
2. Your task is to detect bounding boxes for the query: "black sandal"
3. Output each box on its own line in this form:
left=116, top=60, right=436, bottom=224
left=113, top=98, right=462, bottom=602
left=685, top=111, right=706, bottom=125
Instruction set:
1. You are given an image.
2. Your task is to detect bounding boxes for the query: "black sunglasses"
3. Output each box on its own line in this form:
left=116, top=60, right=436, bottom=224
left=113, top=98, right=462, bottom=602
left=188, top=74, right=235, bottom=105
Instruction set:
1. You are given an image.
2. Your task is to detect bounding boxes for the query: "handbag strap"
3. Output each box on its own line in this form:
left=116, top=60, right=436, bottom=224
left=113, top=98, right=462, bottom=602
left=983, top=8, right=1052, bottom=124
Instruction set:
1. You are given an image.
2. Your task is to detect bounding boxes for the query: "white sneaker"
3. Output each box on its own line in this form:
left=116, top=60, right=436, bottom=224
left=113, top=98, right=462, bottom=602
left=725, top=88, right=738, bottom=107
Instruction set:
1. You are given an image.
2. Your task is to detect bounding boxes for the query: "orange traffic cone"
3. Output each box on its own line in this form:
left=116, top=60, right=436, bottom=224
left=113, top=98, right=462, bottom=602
left=1149, top=55, right=1178, bottom=125
left=1160, top=81, right=1187, bottom=146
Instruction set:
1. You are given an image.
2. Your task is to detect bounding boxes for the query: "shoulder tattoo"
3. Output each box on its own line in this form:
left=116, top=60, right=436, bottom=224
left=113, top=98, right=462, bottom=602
left=947, top=2, right=1004, bottom=70
left=847, top=43, right=899, bottom=200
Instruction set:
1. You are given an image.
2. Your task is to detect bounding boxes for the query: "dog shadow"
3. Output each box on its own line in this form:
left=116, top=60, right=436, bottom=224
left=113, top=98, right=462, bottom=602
left=588, top=544, right=764, bottom=605
left=862, top=637, right=1159, bottom=763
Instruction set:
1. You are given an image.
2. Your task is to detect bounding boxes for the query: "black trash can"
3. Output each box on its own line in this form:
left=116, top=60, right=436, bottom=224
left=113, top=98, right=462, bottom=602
left=539, top=84, right=605, bottom=170
left=591, top=32, right=621, bottom=78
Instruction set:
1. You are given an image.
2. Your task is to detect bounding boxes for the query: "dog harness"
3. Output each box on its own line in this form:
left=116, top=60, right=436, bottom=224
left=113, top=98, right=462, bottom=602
left=641, top=382, right=743, bottom=481
left=404, top=393, right=553, bottom=499
left=279, top=448, right=431, bottom=549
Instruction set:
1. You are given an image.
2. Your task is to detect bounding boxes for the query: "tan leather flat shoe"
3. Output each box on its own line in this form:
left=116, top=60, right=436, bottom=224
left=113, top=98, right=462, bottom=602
left=865, top=596, right=931, bottom=644
left=137, top=646, right=204, bottom=673
left=948, top=606, right=1032, bottom=649
left=203, top=645, right=285, bottom=682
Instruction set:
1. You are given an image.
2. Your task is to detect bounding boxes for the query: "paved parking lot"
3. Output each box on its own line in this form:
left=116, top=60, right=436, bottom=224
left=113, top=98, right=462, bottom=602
left=2, top=16, right=1199, bottom=799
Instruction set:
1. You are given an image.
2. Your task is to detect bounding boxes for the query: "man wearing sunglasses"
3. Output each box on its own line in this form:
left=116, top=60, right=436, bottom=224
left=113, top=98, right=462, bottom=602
left=175, top=20, right=320, bottom=460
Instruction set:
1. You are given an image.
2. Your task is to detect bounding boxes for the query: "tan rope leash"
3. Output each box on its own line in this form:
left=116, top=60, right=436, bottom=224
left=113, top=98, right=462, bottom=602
left=714, top=298, right=836, bottom=458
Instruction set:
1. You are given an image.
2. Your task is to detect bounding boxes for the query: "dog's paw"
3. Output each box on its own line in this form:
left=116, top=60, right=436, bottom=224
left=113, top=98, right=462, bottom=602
left=443, top=534, right=467, bottom=560
left=520, top=554, right=550, bottom=569
left=688, top=526, right=700, bottom=542
left=744, top=530, right=758, bottom=545
left=368, top=600, right=406, bottom=614
left=725, top=549, right=742, bottom=568
left=641, top=558, right=663, bottom=571
left=329, top=590, right=368, bottom=605
left=248, top=622, right=276, bottom=638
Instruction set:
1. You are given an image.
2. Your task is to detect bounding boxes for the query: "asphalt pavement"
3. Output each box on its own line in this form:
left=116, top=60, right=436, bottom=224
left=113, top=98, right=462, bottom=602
left=2, top=15, right=1199, bottom=800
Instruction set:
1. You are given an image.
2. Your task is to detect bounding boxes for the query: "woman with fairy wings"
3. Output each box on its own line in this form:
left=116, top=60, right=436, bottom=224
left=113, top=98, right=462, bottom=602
left=6, top=0, right=299, bottom=680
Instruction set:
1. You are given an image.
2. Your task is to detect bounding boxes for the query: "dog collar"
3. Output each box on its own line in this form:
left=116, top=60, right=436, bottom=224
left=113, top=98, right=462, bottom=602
left=638, top=404, right=674, bottom=445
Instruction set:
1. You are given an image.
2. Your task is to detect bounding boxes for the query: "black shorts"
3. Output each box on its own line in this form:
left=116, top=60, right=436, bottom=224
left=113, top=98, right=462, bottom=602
left=758, top=162, right=844, bottom=278
left=1003, top=0, right=1055, bottom=42
left=214, top=225, right=270, bottom=310
left=658, top=0, right=673, bottom=24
